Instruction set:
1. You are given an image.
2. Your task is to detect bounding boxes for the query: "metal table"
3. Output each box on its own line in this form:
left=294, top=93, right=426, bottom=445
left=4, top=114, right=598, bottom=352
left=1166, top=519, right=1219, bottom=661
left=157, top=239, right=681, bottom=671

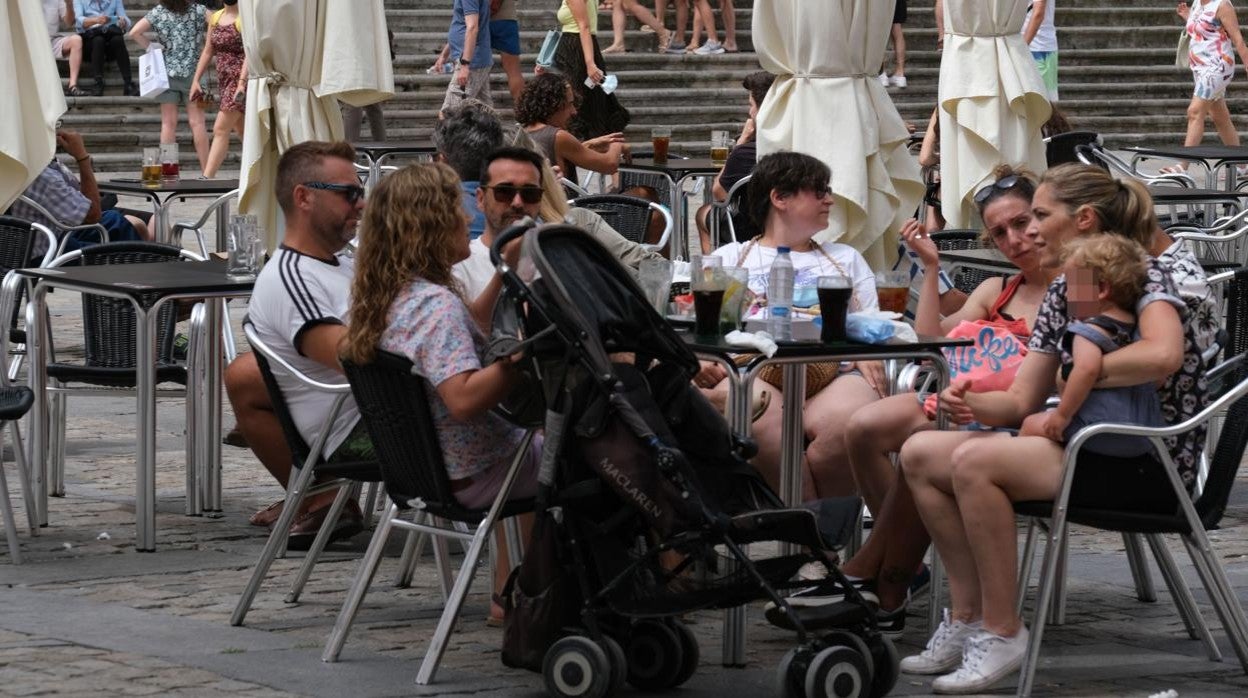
left=621, top=158, right=722, bottom=261
left=941, top=245, right=1238, bottom=276
left=353, top=140, right=437, bottom=188
left=99, top=178, right=240, bottom=245
left=681, top=325, right=969, bottom=667
left=1125, top=145, right=1248, bottom=190
left=20, top=260, right=254, bottom=551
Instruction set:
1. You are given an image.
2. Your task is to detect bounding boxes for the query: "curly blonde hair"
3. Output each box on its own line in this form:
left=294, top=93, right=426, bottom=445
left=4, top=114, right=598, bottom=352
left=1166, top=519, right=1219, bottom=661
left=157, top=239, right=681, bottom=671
left=1060, top=233, right=1149, bottom=311
left=343, top=163, right=467, bottom=363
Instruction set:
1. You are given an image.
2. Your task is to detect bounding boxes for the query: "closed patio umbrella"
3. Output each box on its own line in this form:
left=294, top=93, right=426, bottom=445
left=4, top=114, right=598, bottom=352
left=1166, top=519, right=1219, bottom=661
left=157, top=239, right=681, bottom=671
left=939, top=0, right=1050, bottom=228
left=237, top=0, right=394, bottom=249
left=751, top=0, right=922, bottom=268
left=0, top=0, right=67, bottom=210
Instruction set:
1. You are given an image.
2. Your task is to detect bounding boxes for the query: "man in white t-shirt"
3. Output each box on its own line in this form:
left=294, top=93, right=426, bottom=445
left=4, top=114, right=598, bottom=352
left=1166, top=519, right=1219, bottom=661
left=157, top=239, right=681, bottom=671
left=452, top=146, right=544, bottom=301
left=43, top=0, right=85, bottom=96
left=226, top=141, right=368, bottom=548
left=1023, top=0, right=1058, bottom=101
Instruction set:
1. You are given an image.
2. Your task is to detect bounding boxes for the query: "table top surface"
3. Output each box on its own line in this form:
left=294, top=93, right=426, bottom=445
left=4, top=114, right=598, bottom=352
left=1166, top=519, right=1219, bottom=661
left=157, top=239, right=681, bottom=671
left=19, top=259, right=255, bottom=297
left=99, top=178, right=239, bottom=195
left=1148, top=185, right=1248, bottom=201
left=679, top=326, right=968, bottom=363
left=352, top=141, right=437, bottom=156
left=624, top=158, right=723, bottom=176
left=1126, top=144, right=1248, bottom=162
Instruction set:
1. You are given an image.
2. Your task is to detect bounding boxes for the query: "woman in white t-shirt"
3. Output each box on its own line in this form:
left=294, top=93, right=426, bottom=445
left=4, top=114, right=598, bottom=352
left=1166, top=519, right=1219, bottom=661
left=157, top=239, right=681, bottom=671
left=699, top=151, right=880, bottom=501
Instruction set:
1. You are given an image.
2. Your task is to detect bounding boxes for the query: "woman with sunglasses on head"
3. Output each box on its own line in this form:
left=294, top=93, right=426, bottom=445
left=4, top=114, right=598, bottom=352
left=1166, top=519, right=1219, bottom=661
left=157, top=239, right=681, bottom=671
left=897, top=163, right=1215, bottom=694
left=697, top=151, right=878, bottom=502
left=516, top=73, right=628, bottom=187
left=789, top=165, right=1055, bottom=634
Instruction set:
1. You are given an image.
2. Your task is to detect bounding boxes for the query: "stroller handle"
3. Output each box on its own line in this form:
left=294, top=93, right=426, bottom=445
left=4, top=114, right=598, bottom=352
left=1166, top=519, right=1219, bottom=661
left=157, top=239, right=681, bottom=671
left=489, top=217, right=537, bottom=268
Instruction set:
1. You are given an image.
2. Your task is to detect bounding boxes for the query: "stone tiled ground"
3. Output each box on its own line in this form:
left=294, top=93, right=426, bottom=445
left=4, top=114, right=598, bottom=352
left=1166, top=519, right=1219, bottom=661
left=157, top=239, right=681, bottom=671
left=2, top=195, right=1248, bottom=696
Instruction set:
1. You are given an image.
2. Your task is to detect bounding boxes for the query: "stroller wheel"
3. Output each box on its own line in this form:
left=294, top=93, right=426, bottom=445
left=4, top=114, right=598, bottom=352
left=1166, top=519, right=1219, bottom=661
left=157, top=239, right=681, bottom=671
left=543, top=636, right=614, bottom=698
left=866, top=634, right=900, bottom=698
left=818, top=631, right=875, bottom=680
left=776, top=647, right=814, bottom=698
left=668, top=618, right=700, bottom=687
left=625, top=620, right=683, bottom=690
left=804, top=645, right=872, bottom=698
left=601, top=634, right=627, bottom=696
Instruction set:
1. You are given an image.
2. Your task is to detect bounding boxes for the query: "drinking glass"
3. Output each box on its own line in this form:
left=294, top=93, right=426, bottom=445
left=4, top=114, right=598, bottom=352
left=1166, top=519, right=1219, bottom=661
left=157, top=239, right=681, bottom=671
left=710, top=130, right=730, bottom=167
left=226, top=214, right=259, bottom=279
left=692, top=265, right=727, bottom=339
left=875, top=270, right=910, bottom=314
left=160, top=142, right=180, bottom=182
left=718, top=266, right=749, bottom=334
left=638, top=258, right=673, bottom=314
left=651, top=126, right=672, bottom=165
left=141, top=147, right=161, bottom=187
left=817, top=275, right=853, bottom=343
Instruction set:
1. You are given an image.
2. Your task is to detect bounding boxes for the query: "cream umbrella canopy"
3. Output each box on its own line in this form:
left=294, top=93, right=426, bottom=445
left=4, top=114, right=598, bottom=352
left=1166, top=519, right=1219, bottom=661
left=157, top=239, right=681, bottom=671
left=0, top=0, right=67, bottom=210
left=938, top=0, right=1050, bottom=228
left=237, top=0, right=394, bottom=248
left=751, top=0, right=922, bottom=269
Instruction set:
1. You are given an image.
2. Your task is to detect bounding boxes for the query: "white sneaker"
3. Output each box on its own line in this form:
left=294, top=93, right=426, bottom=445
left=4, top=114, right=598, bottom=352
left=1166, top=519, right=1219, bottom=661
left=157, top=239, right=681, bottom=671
left=797, top=560, right=829, bottom=581
left=931, top=626, right=1029, bottom=695
left=878, top=72, right=890, bottom=87
left=899, top=609, right=982, bottom=675
left=694, top=40, right=725, bottom=55
left=890, top=74, right=908, bottom=88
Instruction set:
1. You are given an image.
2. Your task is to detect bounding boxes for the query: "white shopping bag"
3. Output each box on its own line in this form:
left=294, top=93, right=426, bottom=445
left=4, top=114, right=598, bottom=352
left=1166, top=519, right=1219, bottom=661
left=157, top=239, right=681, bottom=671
left=139, top=46, right=169, bottom=99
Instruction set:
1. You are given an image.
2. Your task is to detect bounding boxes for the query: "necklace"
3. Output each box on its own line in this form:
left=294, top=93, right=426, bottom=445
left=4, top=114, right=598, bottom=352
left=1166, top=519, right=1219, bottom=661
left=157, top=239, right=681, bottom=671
left=734, top=236, right=859, bottom=310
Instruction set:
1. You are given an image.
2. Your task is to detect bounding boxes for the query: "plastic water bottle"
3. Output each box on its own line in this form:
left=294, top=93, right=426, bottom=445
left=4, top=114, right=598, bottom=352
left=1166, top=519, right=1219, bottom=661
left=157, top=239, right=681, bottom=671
left=767, top=246, right=794, bottom=341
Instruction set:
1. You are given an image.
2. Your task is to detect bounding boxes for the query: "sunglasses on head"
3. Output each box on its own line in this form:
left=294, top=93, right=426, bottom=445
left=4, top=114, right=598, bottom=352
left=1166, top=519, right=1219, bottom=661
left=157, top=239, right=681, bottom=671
left=973, top=174, right=1026, bottom=206
left=303, top=181, right=366, bottom=205
left=485, top=184, right=544, bottom=205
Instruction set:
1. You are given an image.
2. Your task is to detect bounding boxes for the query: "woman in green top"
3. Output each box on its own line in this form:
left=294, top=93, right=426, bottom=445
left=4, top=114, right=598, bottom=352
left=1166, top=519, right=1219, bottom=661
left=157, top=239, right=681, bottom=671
left=549, top=0, right=630, bottom=139
left=128, top=0, right=210, bottom=172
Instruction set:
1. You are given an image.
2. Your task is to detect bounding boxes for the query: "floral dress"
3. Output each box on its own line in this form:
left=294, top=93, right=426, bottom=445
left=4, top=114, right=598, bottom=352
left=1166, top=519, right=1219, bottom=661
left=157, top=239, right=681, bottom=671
left=1187, top=0, right=1236, bottom=100
left=144, top=3, right=207, bottom=79
left=209, top=14, right=244, bottom=112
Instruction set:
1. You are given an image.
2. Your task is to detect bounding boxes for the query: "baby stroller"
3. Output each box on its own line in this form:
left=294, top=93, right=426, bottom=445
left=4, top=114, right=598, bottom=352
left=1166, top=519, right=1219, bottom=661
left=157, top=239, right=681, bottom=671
left=488, top=221, right=899, bottom=698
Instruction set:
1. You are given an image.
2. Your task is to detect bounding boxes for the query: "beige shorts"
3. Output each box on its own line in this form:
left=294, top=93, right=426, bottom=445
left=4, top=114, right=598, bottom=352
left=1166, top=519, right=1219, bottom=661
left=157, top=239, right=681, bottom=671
left=51, top=35, right=73, bottom=58
left=440, top=66, right=493, bottom=114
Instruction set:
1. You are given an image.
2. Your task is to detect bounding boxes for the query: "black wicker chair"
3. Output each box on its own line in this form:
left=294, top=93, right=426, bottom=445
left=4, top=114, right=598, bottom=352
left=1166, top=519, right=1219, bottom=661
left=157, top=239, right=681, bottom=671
left=230, top=323, right=384, bottom=626
left=0, top=385, right=34, bottom=564
left=322, top=349, right=534, bottom=686
left=1044, top=131, right=1101, bottom=167
left=1012, top=363, right=1248, bottom=695
left=929, top=229, right=1008, bottom=295
left=570, top=193, right=673, bottom=251
left=0, top=216, right=58, bottom=376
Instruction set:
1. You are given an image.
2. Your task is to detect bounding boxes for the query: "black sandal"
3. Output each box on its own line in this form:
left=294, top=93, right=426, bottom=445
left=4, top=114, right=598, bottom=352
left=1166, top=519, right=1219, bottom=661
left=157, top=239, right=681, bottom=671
left=66, top=84, right=86, bottom=97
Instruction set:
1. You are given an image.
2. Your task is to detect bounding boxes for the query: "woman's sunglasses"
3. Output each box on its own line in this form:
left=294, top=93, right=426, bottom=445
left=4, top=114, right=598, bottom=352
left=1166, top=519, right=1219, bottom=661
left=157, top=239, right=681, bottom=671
left=973, top=174, right=1026, bottom=206
left=484, top=184, right=545, bottom=205
left=303, top=181, right=366, bottom=205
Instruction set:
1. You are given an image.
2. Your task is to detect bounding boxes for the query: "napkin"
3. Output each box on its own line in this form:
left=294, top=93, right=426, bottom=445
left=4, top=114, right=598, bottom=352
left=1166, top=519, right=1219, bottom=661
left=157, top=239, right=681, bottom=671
left=725, top=330, right=778, bottom=357
left=846, top=311, right=918, bottom=344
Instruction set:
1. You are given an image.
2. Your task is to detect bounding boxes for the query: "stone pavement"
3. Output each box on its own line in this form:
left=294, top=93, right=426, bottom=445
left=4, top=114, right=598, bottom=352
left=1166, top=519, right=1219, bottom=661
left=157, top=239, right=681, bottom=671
left=2, top=201, right=1248, bottom=697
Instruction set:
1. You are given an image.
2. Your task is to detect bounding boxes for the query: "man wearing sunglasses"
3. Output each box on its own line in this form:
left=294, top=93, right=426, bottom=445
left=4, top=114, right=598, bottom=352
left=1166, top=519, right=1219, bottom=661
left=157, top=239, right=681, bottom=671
left=226, top=140, right=369, bottom=549
left=453, top=146, right=544, bottom=302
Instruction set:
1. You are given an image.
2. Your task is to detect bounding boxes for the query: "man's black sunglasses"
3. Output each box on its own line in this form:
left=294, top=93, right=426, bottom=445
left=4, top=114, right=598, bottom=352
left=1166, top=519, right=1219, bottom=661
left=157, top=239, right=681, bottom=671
left=973, top=174, right=1027, bottom=207
left=303, top=181, right=366, bottom=204
left=484, top=184, right=544, bottom=205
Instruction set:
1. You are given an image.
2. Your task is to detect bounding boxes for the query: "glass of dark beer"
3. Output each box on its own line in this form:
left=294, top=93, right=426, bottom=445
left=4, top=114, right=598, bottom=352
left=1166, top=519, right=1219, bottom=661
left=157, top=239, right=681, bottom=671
left=817, top=275, right=853, bottom=343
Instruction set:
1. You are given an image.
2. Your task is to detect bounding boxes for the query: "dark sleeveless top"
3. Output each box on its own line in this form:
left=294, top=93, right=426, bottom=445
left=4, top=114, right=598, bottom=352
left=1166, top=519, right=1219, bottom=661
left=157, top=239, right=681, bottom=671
left=986, top=274, right=1031, bottom=339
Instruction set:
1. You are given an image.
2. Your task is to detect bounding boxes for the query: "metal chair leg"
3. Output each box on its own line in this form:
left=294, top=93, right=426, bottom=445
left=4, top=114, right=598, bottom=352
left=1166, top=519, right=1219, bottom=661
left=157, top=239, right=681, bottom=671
left=362, top=482, right=379, bottom=529
left=1145, top=533, right=1218, bottom=657
left=1048, top=532, right=1069, bottom=626
left=322, top=502, right=399, bottom=663
left=1017, top=517, right=1068, bottom=697
left=416, top=515, right=499, bottom=685
left=1123, top=532, right=1157, bottom=602
left=394, top=525, right=427, bottom=589
left=183, top=313, right=201, bottom=517
left=0, top=428, right=21, bottom=563
left=49, top=387, right=65, bottom=497
left=229, top=458, right=320, bottom=626
left=430, top=519, right=454, bottom=603
left=928, top=549, right=944, bottom=634
left=1016, top=519, right=1038, bottom=617
left=8, top=421, right=36, bottom=534
left=1182, top=535, right=1248, bottom=671
left=286, top=483, right=354, bottom=603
